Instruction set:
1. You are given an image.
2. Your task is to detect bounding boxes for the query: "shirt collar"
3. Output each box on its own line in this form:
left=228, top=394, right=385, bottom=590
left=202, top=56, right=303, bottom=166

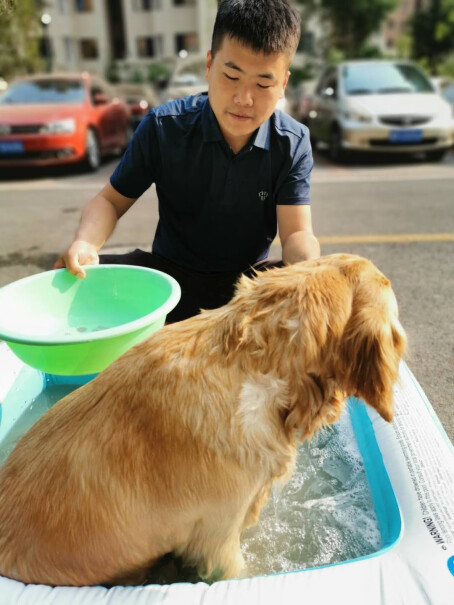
left=201, top=95, right=271, bottom=151
left=251, top=119, right=271, bottom=150
left=201, top=96, right=224, bottom=142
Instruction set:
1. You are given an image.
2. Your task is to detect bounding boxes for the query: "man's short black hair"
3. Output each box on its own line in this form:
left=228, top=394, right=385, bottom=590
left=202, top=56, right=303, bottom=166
left=211, top=0, right=301, bottom=59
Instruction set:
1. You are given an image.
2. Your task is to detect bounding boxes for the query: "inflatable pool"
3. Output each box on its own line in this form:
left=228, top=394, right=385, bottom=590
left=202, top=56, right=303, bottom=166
left=0, top=341, right=453, bottom=605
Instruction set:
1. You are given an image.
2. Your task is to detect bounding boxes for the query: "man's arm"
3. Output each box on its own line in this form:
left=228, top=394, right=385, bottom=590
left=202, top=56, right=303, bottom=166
left=277, top=204, right=320, bottom=264
left=54, top=183, right=137, bottom=278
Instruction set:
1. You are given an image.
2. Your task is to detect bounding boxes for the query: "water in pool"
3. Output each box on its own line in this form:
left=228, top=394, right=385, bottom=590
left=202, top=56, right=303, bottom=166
left=0, top=382, right=380, bottom=583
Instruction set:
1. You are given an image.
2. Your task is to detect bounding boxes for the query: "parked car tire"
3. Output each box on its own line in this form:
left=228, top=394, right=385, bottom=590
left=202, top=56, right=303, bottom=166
left=329, top=126, right=350, bottom=163
left=84, top=128, right=101, bottom=171
left=425, top=149, right=447, bottom=162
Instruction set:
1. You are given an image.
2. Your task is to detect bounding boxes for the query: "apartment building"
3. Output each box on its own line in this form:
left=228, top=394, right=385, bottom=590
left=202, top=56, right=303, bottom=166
left=373, top=0, right=420, bottom=55
left=42, top=0, right=218, bottom=77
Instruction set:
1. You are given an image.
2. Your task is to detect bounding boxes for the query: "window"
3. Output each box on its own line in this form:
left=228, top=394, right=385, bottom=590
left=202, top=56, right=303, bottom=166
left=342, top=63, right=433, bottom=95
left=80, top=38, right=99, bottom=59
left=323, top=74, right=338, bottom=99
left=137, top=35, right=163, bottom=58
left=0, top=79, right=85, bottom=105
left=175, top=32, right=198, bottom=54
left=75, top=0, right=93, bottom=12
left=315, top=69, right=336, bottom=96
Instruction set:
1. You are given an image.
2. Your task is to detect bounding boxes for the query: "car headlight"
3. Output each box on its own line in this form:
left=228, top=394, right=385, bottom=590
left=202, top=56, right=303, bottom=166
left=343, top=110, right=373, bottom=124
left=40, top=118, right=76, bottom=134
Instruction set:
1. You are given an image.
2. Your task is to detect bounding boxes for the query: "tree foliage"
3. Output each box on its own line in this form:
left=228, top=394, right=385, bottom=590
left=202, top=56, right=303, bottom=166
left=297, top=0, right=398, bottom=58
left=0, top=0, right=43, bottom=80
left=411, top=0, right=454, bottom=73
left=321, top=0, right=398, bottom=57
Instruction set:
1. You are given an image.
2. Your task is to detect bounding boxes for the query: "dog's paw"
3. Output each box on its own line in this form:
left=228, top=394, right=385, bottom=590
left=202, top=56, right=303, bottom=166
left=197, top=548, right=245, bottom=582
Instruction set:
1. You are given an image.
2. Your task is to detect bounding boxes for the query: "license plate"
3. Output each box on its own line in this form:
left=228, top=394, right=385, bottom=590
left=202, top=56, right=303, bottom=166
left=0, top=141, right=24, bottom=154
left=389, top=129, right=423, bottom=144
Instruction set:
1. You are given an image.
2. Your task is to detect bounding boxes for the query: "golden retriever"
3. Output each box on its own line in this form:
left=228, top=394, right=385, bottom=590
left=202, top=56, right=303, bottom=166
left=0, top=254, right=406, bottom=586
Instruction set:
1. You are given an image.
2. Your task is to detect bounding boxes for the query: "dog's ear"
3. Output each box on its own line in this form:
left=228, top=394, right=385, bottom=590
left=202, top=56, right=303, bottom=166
left=340, top=292, right=406, bottom=422
left=284, top=374, right=347, bottom=440
left=218, top=267, right=354, bottom=371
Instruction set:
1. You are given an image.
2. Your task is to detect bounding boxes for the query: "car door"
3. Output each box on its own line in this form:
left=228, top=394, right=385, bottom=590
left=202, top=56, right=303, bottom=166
left=310, top=68, right=339, bottom=143
left=89, top=79, right=126, bottom=149
left=101, top=80, right=129, bottom=146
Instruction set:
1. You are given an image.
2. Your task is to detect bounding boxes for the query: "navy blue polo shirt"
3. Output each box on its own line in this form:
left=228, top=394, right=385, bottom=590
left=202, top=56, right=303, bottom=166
left=110, top=93, right=313, bottom=274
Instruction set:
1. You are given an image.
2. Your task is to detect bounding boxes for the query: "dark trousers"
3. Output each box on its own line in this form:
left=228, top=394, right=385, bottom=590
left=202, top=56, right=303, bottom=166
left=100, top=249, right=283, bottom=323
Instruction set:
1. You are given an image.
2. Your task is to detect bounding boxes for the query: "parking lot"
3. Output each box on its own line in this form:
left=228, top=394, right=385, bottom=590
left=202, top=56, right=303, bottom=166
left=0, top=149, right=453, bottom=442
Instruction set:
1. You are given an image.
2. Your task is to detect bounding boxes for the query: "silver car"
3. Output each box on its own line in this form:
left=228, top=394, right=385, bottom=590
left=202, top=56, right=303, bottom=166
left=306, top=60, right=454, bottom=162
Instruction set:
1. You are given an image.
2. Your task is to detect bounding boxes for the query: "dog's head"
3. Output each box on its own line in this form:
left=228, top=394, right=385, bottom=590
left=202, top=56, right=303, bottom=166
left=334, top=254, right=407, bottom=423
left=220, top=254, right=406, bottom=435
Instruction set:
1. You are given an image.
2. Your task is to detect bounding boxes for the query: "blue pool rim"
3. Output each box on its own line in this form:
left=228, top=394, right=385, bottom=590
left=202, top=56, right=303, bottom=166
left=1, top=374, right=403, bottom=582
left=348, top=397, right=402, bottom=552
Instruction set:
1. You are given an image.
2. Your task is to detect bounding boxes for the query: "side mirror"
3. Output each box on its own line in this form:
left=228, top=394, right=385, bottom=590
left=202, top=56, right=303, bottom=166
left=93, top=92, right=109, bottom=105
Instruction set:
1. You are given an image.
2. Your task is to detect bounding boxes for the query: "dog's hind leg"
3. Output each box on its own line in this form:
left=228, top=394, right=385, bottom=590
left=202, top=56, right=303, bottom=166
left=178, top=521, right=245, bottom=582
left=195, top=534, right=245, bottom=582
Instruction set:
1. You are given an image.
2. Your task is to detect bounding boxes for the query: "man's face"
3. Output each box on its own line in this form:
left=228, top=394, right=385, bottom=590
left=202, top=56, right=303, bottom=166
left=206, top=36, right=290, bottom=153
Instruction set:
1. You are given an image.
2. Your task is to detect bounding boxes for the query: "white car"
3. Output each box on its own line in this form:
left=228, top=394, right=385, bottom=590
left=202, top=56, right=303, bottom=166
left=163, top=56, right=208, bottom=103
left=306, top=60, right=454, bottom=162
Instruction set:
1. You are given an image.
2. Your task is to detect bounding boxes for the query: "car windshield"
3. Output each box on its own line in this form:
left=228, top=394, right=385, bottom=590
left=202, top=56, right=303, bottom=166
left=0, top=79, right=85, bottom=104
left=342, top=64, right=434, bottom=95
left=171, top=62, right=206, bottom=86
left=442, top=83, right=454, bottom=103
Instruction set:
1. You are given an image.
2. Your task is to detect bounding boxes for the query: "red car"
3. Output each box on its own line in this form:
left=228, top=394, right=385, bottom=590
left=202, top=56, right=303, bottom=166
left=0, top=72, right=131, bottom=171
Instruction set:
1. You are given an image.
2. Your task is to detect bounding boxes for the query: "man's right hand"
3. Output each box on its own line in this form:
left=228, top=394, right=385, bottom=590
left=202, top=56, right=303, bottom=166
left=53, top=240, right=100, bottom=279
left=54, top=184, right=137, bottom=279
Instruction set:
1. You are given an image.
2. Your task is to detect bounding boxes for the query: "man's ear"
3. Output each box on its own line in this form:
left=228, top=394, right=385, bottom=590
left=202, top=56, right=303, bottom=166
left=282, top=70, right=290, bottom=92
left=205, top=50, right=212, bottom=79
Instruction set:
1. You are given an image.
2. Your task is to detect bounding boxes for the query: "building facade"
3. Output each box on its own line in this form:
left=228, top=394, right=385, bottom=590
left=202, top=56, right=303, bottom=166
left=372, top=0, right=420, bottom=55
left=41, top=0, right=218, bottom=77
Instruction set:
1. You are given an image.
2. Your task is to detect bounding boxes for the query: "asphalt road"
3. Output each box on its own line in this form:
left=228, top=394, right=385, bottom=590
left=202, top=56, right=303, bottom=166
left=0, top=149, right=453, bottom=443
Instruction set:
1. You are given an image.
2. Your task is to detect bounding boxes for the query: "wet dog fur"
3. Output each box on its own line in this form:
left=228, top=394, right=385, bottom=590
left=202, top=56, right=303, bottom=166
left=0, top=254, right=406, bottom=586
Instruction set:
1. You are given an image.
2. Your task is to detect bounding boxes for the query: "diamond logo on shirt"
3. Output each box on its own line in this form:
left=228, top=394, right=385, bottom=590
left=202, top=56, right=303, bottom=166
left=258, top=191, right=269, bottom=201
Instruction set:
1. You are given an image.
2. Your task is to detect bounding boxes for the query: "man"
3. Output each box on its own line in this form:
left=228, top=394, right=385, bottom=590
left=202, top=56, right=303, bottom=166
left=55, top=0, right=320, bottom=322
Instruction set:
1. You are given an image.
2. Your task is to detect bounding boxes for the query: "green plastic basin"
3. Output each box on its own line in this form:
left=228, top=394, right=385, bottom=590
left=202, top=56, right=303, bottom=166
left=0, top=265, right=181, bottom=375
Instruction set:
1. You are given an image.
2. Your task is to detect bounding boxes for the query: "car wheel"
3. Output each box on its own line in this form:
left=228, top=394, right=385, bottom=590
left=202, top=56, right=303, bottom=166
left=84, top=128, right=101, bottom=171
left=426, top=149, right=447, bottom=162
left=329, top=126, right=349, bottom=163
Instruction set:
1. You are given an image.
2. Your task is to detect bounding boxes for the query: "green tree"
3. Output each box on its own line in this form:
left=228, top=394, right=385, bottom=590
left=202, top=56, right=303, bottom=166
left=0, top=0, right=43, bottom=80
left=411, top=0, right=454, bottom=74
left=297, top=0, right=398, bottom=58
